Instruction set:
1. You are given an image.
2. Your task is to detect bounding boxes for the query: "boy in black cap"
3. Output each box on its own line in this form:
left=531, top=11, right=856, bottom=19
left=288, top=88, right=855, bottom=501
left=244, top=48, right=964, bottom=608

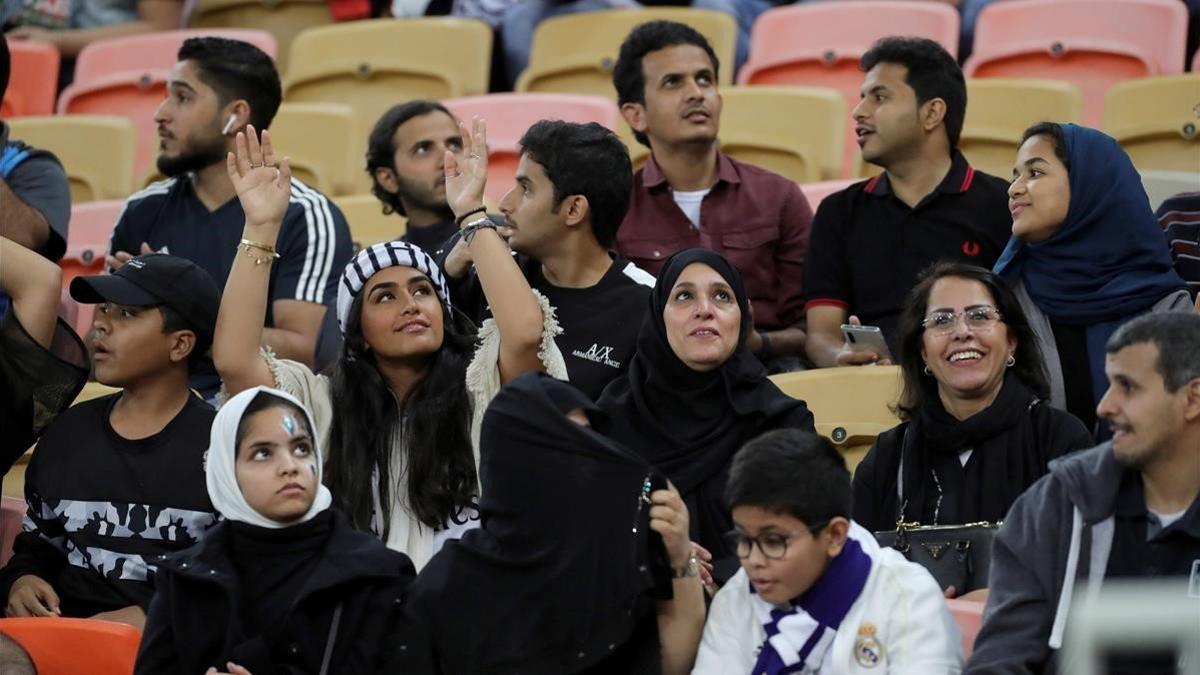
left=0, top=254, right=221, bottom=629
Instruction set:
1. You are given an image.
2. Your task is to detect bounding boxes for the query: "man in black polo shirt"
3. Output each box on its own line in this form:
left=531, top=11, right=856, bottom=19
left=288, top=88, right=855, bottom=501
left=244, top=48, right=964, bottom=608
left=444, top=120, right=654, bottom=400
left=969, top=312, right=1200, bottom=674
left=803, top=37, right=1011, bottom=367
left=107, top=37, right=352, bottom=395
left=366, top=100, right=465, bottom=256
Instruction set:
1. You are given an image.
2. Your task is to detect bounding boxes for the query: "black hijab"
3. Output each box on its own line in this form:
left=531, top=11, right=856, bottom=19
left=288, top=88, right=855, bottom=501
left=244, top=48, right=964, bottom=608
left=596, top=249, right=814, bottom=567
left=404, top=373, right=671, bottom=675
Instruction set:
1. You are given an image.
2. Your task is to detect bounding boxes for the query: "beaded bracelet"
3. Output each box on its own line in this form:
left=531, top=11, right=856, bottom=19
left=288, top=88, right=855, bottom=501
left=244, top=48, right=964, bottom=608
left=454, top=206, right=487, bottom=226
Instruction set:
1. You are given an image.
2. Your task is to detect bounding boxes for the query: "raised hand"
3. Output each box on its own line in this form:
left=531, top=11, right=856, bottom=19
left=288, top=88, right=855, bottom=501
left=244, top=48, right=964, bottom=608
left=443, top=117, right=488, bottom=219
left=225, top=125, right=292, bottom=230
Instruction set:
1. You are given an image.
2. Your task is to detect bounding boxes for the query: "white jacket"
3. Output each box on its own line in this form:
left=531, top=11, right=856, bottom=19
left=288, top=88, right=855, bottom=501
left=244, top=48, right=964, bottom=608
left=692, top=522, right=963, bottom=675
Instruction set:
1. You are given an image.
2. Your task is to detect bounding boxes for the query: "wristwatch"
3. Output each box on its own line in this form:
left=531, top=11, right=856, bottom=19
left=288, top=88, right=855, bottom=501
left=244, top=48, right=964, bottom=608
left=673, top=551, right=700, bottom=579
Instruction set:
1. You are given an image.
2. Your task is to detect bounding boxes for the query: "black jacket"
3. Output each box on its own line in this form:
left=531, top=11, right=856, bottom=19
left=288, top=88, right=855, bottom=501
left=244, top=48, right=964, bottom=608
left=135, top=510, right=415, bottom=675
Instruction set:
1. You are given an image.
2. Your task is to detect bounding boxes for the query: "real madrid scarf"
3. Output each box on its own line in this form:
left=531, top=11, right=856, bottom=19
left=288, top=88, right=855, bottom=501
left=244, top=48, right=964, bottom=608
left=749, top=538, right=872, bottom=674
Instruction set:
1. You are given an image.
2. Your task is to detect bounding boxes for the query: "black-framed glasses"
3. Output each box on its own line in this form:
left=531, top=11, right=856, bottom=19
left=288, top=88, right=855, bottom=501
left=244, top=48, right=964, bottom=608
left=724, top=520, right=830, bottom=560
left=921, top=306, right=1003, bottom=335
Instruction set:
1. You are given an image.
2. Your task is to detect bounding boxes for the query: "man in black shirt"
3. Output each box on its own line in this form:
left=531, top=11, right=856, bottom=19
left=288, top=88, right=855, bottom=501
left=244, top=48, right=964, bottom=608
left=108, top=37, right=351, bottom=391
left=366, top=100, right=466, bottom=256
left=445, top=120, right=654, bottom=400
left=969, top=313, right=1200, bottom=674
left=0, top=254, right=220, bottom=630
left=804, top=37, right=1012, bottom=367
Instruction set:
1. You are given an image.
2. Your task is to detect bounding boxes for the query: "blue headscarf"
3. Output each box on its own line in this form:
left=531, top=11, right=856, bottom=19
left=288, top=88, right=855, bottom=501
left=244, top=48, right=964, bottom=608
left=994, top=124, right=1186, bottom=405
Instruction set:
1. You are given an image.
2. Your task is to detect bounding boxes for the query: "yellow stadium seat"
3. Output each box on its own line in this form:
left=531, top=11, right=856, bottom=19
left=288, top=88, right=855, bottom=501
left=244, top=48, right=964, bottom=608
left=769, top=366, right=903, bottom=474
left=515, top=8, right=736, bottom=97
left=716, top=86, right=845, bottom=183
left=187, top=0, right=331, bottom=71
left=7, top=116, right=135, bottom=202
left=960, top=78, right=1084, bottom=178
left=268, top=102, right=360, bottom=196
left=283, top=19, right=491, bottom=194
left=1103, top=74, right=1200, bottom=174
left=334, top=193, right=407, bottom=251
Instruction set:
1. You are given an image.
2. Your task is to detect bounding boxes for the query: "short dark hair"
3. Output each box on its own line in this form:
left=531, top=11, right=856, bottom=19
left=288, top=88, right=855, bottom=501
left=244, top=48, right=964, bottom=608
left=860, top=37, right=966, bottom=149
left=365, top=100, right=456, bottom=216
left=177, top=37, right=281, bottom=131
left=1106, top=313, right=1200, bottom=392
left=159, top=305, right=210, bottom=374
left=895, top=262, right=1049, bottom=419
left=613, top=20, right=720, bottom=147
left=725, top=429, right=851, bottom=526
left=1021, top=121, right=1071, bottom=171
left=0, top=38, right=10, bottom=102
left=517, top=120, right=632, bottom=247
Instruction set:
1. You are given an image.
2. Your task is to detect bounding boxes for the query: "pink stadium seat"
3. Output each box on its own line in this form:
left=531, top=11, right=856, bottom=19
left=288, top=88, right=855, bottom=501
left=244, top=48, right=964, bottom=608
left=61, top=200, right=126, bottom=336
left=0, top=496, right=24, bottom=567
left=57, top=29, right=277, bottom=181
left=441, top=93, right=621, bottom=204
left=737, top=2, right=960, bottom=179
left=963, top=0, right=1188, bottom=127
left=1, top=39, right=60, bottom=117
left=946, top=598, right=985, bottom=659
left=0, top=617, right=141, bottom=675
left=799, top=178, right=858, bottom=212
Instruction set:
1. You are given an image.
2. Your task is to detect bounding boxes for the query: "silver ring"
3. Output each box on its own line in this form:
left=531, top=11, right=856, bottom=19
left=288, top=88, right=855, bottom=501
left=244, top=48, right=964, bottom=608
left=469, top=153, right=481, bottom=160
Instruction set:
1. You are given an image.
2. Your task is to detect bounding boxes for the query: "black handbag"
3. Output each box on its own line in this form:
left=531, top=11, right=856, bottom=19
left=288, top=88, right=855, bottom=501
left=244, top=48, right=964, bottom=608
left=874, top=520, right=1000, bottom=594
left=873, top=425, right=1001, bottom=594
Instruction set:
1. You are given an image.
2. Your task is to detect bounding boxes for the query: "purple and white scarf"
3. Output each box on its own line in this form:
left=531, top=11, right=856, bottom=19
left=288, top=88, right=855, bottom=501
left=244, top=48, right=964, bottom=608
left=750, top=538, right=872, bottom=674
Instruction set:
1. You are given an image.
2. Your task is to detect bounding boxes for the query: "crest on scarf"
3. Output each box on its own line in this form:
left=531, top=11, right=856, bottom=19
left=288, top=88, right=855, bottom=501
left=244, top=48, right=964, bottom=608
left=853, top=621, right=883, bottom=668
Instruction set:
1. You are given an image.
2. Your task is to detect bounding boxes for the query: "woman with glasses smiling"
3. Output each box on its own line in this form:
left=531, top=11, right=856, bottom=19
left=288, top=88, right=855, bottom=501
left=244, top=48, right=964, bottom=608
left=851, top=263, right=1092, bottom=596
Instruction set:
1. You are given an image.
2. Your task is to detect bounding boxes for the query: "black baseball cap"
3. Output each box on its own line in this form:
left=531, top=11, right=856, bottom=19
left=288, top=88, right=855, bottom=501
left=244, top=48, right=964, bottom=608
left=69, top=254, right=221, bottom=346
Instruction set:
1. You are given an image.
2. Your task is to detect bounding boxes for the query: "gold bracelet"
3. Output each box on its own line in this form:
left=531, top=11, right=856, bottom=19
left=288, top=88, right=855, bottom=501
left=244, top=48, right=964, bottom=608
left=237, top=242, right=278, bottom=266
left=239, top=237, right=280, bottom=257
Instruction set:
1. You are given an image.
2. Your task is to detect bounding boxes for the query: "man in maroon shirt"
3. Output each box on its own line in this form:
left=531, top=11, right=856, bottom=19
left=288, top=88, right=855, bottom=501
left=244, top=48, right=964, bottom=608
left=612, top=20, right=813, bottom=370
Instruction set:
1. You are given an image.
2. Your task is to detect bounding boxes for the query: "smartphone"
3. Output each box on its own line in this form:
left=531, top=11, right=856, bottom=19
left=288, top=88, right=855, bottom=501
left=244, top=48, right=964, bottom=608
left=841, top=324, right=892, bottom=361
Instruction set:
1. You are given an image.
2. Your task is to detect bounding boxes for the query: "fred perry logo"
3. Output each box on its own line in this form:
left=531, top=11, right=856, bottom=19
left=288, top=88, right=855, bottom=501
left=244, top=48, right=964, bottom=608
left=962, top=241, right=981, bottom=257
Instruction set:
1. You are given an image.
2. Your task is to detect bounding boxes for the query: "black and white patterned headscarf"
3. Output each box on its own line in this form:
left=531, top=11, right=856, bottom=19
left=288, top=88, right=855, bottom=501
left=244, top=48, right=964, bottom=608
left=335, top=241, right=452, bottom=333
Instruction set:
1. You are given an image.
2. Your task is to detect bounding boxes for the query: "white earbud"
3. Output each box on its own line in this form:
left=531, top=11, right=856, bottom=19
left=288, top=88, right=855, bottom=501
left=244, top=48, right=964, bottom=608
left=221, top=114, right=238, bottom=135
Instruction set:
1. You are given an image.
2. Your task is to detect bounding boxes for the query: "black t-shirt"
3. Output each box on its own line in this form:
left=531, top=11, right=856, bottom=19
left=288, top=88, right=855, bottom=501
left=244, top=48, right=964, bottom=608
left=109, top=176, right=353, bottom=395
left=402, top=219, right=459, bottom=259
left=1103, top=471, right=1200, bottom=674
left=452, top=253, right=655, bottom=400
left=0, top=392, right=219, bottom=616
left=802, top=152, right=1012, bottom=354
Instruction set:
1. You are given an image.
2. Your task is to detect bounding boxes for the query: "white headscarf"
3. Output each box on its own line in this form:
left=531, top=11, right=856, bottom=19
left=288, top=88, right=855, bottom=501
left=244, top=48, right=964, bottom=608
left=208, top=386, right=333, bottom=529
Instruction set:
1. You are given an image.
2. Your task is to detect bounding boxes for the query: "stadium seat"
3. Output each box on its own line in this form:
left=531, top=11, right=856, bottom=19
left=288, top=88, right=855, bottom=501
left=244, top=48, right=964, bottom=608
left=515, top=9, right=737, bottom=97
left=268, top=102, right=359, bottom=196
left=1, top=39, right=60, bottom=117
left=963, top=0, right=1188, bottom=127
left=6, top=116, right=135, bottom=202
left=946, top=598, right=985, bottom=658
left=0, top=496, right=23, bottom=567
left=768, top=366, right=902, bottom=473
left=186, top=0, right=331, bottom=71
left=334, top=193, right=406, bottom=251
left=284, top=18, right=491, bottom=188
left=0, top=618, right=141, bottom=675
left=960, top=78, right=1084, bottom=178
left=442, top=93, right=620, bottom=204
left=61, top=200, right=127, bottom=336
left=716, top=86, right=845, bottom=183
left=56, top=29, right=277, bottom=180
left=737, top=2, right=959, bottom=179
left=799, top=178, right=858, bottom=211
left=1141, top=171, right=1200, bottom=212
left=1103, top=74, right=1200, bottom=174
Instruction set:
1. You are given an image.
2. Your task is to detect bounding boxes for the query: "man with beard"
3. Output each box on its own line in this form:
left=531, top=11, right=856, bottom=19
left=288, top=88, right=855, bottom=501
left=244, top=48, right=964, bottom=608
left=107, top=37, right=351, bottom=394
left=365, top=100, right=465, bottom=256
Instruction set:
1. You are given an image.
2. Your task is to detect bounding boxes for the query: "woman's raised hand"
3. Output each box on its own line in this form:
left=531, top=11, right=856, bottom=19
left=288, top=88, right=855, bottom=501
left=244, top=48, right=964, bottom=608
left=443, top=117, right=488, bottom=219
left=225, top=125, right=292, bottom=230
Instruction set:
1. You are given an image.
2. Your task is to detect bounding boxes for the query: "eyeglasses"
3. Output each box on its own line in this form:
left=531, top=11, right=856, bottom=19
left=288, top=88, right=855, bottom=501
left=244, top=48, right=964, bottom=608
left=724, top=521, right=829, bottom=560
left=921, top=306, right=1003, bottom=335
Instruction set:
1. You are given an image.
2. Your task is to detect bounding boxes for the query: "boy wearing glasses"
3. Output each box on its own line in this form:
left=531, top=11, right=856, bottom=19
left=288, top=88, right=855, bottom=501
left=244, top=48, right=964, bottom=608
left=693, top=429, right=963, bottom=674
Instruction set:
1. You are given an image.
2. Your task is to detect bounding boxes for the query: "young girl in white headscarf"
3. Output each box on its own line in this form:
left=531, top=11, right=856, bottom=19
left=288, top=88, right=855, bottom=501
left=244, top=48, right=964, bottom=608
left=135, top=387, right=416, bottom=675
